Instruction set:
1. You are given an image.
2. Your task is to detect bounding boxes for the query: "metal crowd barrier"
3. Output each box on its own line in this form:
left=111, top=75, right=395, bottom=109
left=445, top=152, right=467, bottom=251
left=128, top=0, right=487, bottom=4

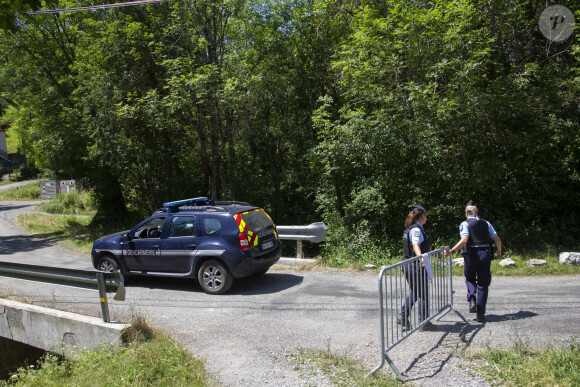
left=277, top=222, right=326, bottom=258
left=367, top=247, right=469, bottom=379
left=0, top=261, right=125, bottom=323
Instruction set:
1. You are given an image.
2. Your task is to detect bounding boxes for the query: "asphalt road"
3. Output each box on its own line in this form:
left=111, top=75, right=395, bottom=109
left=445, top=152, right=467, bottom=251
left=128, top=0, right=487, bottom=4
left=1, top=199, right=579, bottom=386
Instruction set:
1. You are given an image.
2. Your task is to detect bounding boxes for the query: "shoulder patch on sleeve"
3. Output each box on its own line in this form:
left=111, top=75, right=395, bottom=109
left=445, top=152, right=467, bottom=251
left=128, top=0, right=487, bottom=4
left=459, top=222, right=470, bottom=236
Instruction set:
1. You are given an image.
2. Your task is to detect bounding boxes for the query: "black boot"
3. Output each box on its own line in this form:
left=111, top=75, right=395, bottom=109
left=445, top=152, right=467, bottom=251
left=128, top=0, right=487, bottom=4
left=469, top=299, right=477, bottom=313
left=397, top=313, right=411, bottom=331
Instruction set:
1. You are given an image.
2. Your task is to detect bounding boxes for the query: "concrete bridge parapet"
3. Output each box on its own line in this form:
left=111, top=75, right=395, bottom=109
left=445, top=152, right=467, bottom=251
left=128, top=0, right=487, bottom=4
left=0, top=299, right=130, bottom=357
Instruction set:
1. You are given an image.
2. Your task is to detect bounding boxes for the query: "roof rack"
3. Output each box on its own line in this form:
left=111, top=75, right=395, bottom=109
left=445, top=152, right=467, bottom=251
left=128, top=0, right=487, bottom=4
left=214, top=201, right=251, bottom=207
left=157, top=198, right=254, bottom=214
left=163, top=197, right=214, bottom=212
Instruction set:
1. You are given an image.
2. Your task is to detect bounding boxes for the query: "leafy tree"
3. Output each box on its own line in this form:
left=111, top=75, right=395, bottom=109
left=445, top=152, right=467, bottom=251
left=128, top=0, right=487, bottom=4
left=0, top=0, right=57, bottom=31
left=314, top=0, right=579, bottom=255
left=222, top=0, right=346, bottom=222
left=0, top=0, right=577, bottom=257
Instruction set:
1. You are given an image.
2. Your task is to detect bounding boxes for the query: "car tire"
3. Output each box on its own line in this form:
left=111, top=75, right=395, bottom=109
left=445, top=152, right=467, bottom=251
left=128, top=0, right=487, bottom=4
left=198, top=259, right=233, bottom=295
left=97, top=255, right=120, bottom=272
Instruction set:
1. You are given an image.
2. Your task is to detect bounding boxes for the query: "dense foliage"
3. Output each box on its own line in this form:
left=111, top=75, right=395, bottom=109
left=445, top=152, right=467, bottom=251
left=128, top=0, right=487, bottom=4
left=0, top=0, right=578, bottom=260
left=0, top=0, right=58, bottom=31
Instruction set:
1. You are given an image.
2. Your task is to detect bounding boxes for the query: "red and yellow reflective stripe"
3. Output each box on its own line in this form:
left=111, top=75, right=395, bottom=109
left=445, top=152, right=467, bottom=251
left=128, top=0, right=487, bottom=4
left=234, top=211, right=254, bottom=245
left=262, top=210, right=278, bottom=238
left=247, top=230, right=258, bottom=246
left=234, top=209, right=277, bottom=246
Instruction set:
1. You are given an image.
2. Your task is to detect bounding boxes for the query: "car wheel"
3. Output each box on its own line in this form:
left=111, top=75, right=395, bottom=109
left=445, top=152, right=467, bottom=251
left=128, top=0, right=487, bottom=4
left=97, top=255, right=120, bottom=272
left=198, top=259, right=233, bottom=295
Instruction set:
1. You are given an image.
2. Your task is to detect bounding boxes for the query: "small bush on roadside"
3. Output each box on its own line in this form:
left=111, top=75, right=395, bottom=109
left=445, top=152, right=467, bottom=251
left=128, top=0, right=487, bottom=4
left=321, top=216, right=401, bottom=268
left=38, top=191, right=96, bottom=216
left=122, top=314, right=155, bottom=344
left=8, top=164, right=39, bottom=182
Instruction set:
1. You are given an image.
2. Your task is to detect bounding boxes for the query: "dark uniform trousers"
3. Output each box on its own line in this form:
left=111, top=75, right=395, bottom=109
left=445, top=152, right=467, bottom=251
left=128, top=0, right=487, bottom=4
left=401, top=224, right=431, bottom=322
left=462, top=247, right=492, bottom=315
left=401, top=261, right=429, bottom=321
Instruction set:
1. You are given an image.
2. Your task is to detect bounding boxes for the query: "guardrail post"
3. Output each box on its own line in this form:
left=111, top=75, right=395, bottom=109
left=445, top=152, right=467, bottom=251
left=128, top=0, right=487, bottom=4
left=276, top=223, right=326, bottom=260
left=296, top=240, right=303, bottom=258
left=0, top=262, right=125, bottom=322
left=96, top=273, right=111, bottom=323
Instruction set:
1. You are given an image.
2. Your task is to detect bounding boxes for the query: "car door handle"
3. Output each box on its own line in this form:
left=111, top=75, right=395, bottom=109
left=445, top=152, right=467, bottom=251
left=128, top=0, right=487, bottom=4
left=152, top=245, right=160, bottom=250
left=187, top=244, right=197, bottom=250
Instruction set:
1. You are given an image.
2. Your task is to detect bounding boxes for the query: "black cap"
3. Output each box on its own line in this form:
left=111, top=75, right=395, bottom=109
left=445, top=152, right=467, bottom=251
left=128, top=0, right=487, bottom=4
left=466, top=200, right=475, bottom=207
left=410, top=204, right=426, bottom=212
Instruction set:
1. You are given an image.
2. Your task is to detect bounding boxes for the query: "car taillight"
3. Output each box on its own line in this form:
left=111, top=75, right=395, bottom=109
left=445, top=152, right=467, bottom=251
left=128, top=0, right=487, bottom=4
left=239, top=233, right=250, bottom=251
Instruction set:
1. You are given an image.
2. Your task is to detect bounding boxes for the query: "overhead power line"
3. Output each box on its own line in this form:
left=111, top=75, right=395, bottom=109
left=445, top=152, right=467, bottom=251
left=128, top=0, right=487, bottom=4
left=28, top=0, right=176, bottom=15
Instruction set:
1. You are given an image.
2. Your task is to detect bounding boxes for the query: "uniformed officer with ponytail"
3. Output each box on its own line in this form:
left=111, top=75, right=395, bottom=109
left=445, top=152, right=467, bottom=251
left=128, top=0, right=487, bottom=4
left=399, top=204, right=436, bottom=331
left=445, top=201, right=502, bottom=323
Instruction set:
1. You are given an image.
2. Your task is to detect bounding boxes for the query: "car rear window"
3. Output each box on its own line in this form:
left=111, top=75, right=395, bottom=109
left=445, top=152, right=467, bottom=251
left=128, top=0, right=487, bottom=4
left=239, top=209, right=273, bottom=231
left=204, top=218, right=222, bottom=236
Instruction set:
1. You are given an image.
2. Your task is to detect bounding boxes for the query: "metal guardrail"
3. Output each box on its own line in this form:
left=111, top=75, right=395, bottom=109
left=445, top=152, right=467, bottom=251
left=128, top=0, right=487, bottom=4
left=0, top=261, right=125, bottom=323
left=277, top=222, right=326, bottom=258
left=367, top=247, right=469, bottom=380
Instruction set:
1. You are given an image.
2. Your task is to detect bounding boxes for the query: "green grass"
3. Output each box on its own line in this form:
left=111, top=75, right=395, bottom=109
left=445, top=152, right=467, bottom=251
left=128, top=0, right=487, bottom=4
left=490, top=251, right=579, bottom=276
left=17, top=214, right=97, bottom=255
left=1, top=333, right=212, bottom=386
left=469, top=338, right=580, bottom=386
left=323, top=247, right=580, bottom=277
left=36, top=191, right=97, bottom=216
left=1, top=187, right=104, bottom=254
left=289, top=347, right=402, bottom=386
left=324, top=252, right=580, bottom=277
left=289, top=338, right=580, bottom=387
left=0, top=182, right=40, bottom=200
left=320, top=237, right=580, bottom=277
left=445, top=251, right=580, bottom=277
left=4, top=126, right=19, bottom=154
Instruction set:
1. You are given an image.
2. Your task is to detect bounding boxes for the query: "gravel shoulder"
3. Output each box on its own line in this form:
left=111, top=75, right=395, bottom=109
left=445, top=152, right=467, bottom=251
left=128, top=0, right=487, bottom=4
left=1, top=199, right=579, bottom=386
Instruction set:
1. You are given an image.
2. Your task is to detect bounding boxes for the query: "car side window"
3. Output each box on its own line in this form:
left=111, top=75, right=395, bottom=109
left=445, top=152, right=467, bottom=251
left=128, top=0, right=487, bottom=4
left=169, top=216, right=197, bottom=238
left=135, top=217, right=165, bottom=239
left=204, top=218, right=221, bottom=236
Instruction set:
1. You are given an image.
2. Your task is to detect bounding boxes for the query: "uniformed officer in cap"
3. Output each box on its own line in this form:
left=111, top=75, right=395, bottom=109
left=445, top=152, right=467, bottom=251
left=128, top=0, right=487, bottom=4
left=399, top=204, right=436, bottom=331
left=445, top=201, right=502, bottom=322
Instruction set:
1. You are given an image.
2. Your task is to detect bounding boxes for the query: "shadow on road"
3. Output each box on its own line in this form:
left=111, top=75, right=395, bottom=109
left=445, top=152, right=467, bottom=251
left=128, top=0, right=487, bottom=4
left=233, top=273, right=304, bottom=295
left=0, top=202, right=39, bottom=212
left=483, top=310, right=538, bottom=322
left=0, top=233, right=60, bottom=254
left=123, top=272, right=304, bottom=295
left=402, top=309, right=539, bottom=380
left=403, top=321, right=484, bottom=381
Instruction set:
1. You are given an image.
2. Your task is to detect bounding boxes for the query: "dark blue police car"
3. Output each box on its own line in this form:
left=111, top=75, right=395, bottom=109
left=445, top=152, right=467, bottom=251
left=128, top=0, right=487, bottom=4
left=91, top=197, right=281, bottom=294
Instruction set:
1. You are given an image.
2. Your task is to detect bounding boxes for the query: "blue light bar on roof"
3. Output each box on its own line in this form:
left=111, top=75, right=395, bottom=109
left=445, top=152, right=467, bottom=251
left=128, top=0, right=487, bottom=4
left=163, top=197, right=211, bottom=208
